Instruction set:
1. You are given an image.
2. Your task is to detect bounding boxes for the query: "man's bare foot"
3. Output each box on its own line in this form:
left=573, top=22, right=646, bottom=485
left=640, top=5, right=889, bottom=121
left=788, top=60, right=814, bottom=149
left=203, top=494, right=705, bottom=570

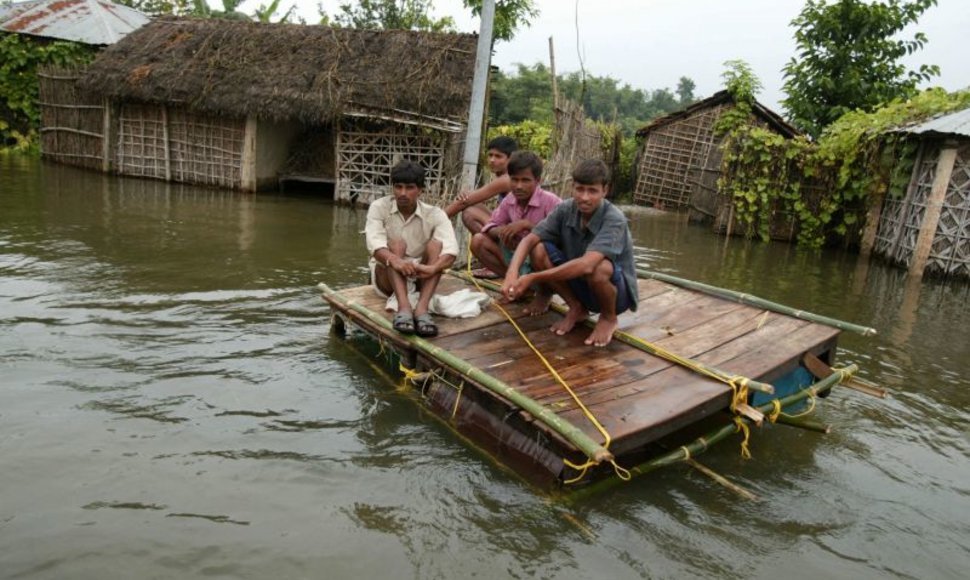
left=524, top=292, right=552, bottom=316
left=585, top=317, right=619, bottom=347
left=551, top=306, right=588, bottom=336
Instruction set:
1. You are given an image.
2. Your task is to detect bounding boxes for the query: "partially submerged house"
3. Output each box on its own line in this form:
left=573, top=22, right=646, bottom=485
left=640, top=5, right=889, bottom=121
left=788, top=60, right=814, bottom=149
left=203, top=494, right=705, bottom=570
left=632, top=90, right=799, bottom=213
left=870, top=107, right=970, bottom=278
left=40, top=17, right=476, bottom=202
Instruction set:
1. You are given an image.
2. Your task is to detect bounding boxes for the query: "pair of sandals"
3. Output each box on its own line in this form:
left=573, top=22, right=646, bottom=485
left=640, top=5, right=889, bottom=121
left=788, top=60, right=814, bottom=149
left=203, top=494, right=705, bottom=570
left=392, top=311, right=438, bottom=337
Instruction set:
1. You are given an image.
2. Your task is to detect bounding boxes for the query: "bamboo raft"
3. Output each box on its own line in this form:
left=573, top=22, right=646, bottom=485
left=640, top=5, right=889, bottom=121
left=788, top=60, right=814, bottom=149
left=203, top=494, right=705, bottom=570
left=320, top=270, right=877, bottom=490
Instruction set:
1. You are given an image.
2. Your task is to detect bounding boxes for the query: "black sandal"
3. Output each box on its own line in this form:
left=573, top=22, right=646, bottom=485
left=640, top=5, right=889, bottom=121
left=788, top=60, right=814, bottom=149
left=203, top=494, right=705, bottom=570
left=392, top=312, right=415, bottom=335
left=414, top=313, right=438, bottom=337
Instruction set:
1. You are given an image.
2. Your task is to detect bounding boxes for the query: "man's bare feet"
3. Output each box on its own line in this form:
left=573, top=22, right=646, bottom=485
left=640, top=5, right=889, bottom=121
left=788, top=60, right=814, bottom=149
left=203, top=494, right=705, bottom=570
left=551, top=306, right=588, bottom=336
left=524, top=292, right=552, bottom=316
left=585, top=317, right=619, bottom=347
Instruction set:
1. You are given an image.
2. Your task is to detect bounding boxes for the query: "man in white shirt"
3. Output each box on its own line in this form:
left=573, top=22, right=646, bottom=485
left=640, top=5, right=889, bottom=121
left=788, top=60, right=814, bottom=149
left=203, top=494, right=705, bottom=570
left=364, top=160, right=458, bottom=337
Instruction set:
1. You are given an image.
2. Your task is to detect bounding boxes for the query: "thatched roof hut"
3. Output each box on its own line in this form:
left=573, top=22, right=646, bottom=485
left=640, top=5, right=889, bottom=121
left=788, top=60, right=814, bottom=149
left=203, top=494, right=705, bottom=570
left=632, top=90, right=799, bottom=212
left=78, top=17, right=477, bottom=125
left=43, top=17, right=477, bottom=198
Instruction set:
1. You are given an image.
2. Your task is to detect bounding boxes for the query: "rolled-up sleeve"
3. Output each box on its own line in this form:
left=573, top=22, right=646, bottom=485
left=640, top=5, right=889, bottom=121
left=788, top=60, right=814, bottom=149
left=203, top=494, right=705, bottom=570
left=481, top=196, right=513, bottom=235
left=587, top=214, right=627, bottom=262
left=364, top=199, right=389, bottom=255
left=429, top=208, right=459, bottom=257
left=532, top=202, right=566, bottom=244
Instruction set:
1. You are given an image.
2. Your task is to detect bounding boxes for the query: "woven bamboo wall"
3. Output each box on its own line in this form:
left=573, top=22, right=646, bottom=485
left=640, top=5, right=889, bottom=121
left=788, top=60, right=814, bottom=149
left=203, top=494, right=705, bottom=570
left=875, top=141, right=970, bottom=278
left=633, top=103, right=729, bottom=208
left=544, top=100, right=610, bottom=195
left=335, top=120, right=451, bottom=206
left=117, top=104, right=244, bottom=189
left=38, top=66, right=104, bottom=170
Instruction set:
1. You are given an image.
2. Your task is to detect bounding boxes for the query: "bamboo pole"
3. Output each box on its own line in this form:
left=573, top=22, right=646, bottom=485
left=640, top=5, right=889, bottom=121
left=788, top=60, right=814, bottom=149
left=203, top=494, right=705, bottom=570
left=318, top=283, right=613, bottom=465
left=567, top=364, right=857, bottom=498
left=772, top=414, right=831, bottom=434
left=686, top=458, right=758, bottom=500
left=636, top=269, right=878, bottom=336
left=447, top=271, right=775, bottom=395
left=909, top=143, right=958, bottom=278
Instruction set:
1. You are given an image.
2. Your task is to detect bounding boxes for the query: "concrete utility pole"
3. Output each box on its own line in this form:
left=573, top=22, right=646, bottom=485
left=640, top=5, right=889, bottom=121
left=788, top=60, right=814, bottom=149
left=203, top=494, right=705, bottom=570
left=460, top=0, right=496, bottom=192
left=455, top=0, right=495, bottom=264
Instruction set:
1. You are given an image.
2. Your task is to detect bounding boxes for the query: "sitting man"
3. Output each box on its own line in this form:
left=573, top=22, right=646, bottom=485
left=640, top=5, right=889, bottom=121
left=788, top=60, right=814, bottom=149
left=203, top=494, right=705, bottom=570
left=471, top=151, right=560, bottom=311
left=365, top=159, right=458, bottom=337
left=444, top=136, right=517, bottom=235
left=501, top=159, right=638, bottom=347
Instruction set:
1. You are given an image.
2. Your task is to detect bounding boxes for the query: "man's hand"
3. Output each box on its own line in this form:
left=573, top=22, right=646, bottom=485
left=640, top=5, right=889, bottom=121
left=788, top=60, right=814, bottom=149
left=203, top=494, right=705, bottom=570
left=389, top=256, right=417, bottom=277
left=499, top=219, right=531, bottom=249
left=412, top=262, right=438, bottom=279
left=444, top=192, right=471, bottom=218
left=502, top=272, right=535, bottom=301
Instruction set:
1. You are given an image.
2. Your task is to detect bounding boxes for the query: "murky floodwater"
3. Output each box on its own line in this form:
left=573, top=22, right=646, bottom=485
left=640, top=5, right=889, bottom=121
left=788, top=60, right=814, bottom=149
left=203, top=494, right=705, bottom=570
left=1, top=156, right=967, bottom=579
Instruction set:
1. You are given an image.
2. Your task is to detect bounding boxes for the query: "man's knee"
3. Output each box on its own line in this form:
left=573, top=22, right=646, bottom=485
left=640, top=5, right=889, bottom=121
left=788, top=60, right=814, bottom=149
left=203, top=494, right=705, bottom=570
left=530, top=242, right=553, bottom=270
left=470, top=233, right=488, bottom=254
left=424, top=238, right=442, bottom=261
left=589, top=259, right=614, bottom=284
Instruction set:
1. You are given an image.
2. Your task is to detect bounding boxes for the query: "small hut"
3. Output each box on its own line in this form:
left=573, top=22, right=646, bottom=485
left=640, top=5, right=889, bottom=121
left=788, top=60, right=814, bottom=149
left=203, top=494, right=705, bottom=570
left=41, top=17, right=476, bottom=201
left=870, top=107, right=970, bottom=279
left=632, top=91, right=799, bottom=213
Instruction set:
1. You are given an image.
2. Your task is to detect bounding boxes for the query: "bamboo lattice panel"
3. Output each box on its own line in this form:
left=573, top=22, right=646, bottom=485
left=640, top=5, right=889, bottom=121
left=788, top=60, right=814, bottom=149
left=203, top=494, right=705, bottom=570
left=336, top=123, right=448, bottom=205
left=874, top=142, right=970, bottom=277
left=167, top=109, right=244, bottom=189
left=117, top=104, right=168, bottom=180
left=633, top=104, right=728, bottom=209
left=544, top=100, right=608, bottom=194
left=38, top=67, right=104, bottom=170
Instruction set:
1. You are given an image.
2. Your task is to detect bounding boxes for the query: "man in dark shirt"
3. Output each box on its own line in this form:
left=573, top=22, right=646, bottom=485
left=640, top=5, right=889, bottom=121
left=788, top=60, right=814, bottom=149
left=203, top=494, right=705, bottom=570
left=501, top=159, right=638, bottom=347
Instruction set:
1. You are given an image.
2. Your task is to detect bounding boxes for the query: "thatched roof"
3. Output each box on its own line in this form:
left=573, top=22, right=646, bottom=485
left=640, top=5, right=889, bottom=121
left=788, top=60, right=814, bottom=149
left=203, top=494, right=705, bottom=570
left=635, top=90, right=800, bottom=139
left=78, top=17, right=477, bottom=125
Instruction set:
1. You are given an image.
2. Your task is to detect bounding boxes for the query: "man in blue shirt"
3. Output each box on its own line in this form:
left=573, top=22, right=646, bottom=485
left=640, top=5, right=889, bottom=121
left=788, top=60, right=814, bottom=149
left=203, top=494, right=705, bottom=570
left=502, top=160, right=638, bottom=347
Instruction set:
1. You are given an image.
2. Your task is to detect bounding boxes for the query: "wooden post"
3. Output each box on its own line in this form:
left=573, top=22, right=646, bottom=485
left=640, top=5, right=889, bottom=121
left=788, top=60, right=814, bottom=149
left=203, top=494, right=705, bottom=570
left=240, top=115, right=258, bottom=192
left=161, top=105, right=171, bottom=181
left=548, top=36, right=559, bottom=113
left=909, top=142, right=958, bottom=278
left=858, top=189, right=884, bottom=257
left=101, top=98, right=111, bottom=173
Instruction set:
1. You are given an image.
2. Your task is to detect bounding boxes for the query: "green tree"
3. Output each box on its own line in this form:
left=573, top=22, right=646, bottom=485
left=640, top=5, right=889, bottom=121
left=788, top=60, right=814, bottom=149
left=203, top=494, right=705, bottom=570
left=116, top=0, right=191, bottom=16
left=322, top=0, right=455, bottom=32
left=782, top=0, right=940, bottom=137
left=463, top=0, right=538, bottom=43
left=252, top=0, right=296, bottom=23
left=676, top=76, right=696, bottom=106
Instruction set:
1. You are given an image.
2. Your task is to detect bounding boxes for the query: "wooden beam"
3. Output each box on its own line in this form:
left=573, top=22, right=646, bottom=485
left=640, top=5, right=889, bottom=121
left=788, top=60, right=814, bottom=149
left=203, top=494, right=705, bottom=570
left=909, top=143, right=958, bottom=277
left=240, top=115, right=258, bottom=192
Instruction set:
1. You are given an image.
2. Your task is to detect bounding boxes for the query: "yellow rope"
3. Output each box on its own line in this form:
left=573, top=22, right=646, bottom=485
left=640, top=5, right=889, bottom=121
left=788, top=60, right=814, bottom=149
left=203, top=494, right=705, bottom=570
left=734, top=417, right=752, bottom=459
left=462, top=236, right=628, bottom=483
left=680, top=446, right=691, bottom=460
left=768, top=399, right=782, bottom=423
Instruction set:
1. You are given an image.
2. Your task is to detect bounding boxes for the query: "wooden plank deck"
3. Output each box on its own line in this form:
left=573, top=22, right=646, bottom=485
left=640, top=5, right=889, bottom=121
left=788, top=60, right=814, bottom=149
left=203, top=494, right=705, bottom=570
left=325, top=274, right=840, bottom=468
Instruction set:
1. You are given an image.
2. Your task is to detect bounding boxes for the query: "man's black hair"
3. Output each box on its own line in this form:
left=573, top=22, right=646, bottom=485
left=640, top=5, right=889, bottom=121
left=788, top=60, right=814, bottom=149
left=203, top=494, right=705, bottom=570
left=390, top=159, right=426, bottom=187
left=506, top=151, right=543, bottom=181
left=572, top=159, right=611, bottom=186
left=486, top=136, right=518, bottom=157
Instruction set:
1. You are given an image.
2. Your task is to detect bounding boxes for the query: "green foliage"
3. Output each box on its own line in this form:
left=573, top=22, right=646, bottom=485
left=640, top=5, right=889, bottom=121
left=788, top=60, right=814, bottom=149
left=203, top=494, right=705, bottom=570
left=676, top=76, right=696, bottom=106
left=486, top=120, right=552, bottom=159
left=252, top=0, right=297, bottom=23
left=782, top=0, right=940, bottom=138
left=0, top=34, right=94, bottom=153
left=116, top=0, right=191, bottom=16
left=463, top=0, right=539, bottom=43
left=323, top=0, right=455, bottom=32
left=720, top=86, right=970, bottom=247
left=489, top=63, right=690, bottom=135
left=715, top=59, right=763, bottom=136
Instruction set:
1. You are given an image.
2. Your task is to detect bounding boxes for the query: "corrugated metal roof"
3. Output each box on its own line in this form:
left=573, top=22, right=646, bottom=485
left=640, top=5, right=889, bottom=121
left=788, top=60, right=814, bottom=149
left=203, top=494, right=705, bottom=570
left=897, top=106, right=970, bottom=138
left=0, top=0, right=149, bottom=45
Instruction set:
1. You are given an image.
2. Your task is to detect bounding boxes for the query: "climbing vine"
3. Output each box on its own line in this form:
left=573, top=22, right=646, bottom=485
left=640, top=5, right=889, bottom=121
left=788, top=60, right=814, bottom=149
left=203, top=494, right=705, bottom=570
left=0, top=34, right=94, bottom=153
left=717, top=58, right=970, bottom=247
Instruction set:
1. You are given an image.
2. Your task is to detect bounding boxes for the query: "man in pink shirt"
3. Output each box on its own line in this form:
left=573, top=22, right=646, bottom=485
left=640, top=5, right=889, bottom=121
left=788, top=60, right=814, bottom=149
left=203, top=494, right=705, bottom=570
left=471, top=151, right=560, bottom=311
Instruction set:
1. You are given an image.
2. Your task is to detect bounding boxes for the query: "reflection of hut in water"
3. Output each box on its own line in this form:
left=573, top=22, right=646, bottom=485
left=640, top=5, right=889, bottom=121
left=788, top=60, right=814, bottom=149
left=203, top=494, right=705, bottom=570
left=870, top=107, right=970, bottom=279
left=632, top=91, right=799, bottom=214
left=40, top=17, right=476, bottom=201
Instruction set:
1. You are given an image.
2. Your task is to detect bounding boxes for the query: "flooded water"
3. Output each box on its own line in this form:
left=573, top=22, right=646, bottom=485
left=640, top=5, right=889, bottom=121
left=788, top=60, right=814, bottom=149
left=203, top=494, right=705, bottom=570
left=1, top=156, right=967, bottom=579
